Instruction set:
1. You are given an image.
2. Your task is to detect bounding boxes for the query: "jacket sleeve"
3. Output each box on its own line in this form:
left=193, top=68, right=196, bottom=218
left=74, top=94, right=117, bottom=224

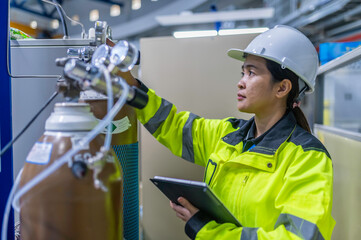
left=135, top=86, right=229, bottom=167
left=184, top=149, right=335, bottom=240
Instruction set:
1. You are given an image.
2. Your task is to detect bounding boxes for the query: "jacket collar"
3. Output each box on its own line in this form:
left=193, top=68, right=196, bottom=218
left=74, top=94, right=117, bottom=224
left=222, top=111, right=297, bottom=155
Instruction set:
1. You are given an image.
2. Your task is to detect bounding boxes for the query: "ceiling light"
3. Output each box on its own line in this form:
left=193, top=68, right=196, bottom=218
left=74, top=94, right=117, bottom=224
left=51, top=19, right=59, bottom=29
left=132, top=0, right=141, bottom=10
left=218, top=27, right=269, bottom=36
left=71, top=15, right=80, bottom=26
left=89, top=9, right=99, bottom=22
left=110, top=5, right=121, bottom=17
left=173, top=30, right=217, bottom=39
left=30, top=20, right=37, bottom=29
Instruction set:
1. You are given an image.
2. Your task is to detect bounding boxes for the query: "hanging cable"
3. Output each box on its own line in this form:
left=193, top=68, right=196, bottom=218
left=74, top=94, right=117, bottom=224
left=0, top=91, right=59, bottom=158
left=42, top=0, right=86, bottom=38
left=51, top=0, right=69, bottom=39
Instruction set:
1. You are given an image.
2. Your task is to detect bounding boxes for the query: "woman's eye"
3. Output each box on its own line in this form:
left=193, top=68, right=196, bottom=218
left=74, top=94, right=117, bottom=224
left=241, top=70, right=254, bottom=77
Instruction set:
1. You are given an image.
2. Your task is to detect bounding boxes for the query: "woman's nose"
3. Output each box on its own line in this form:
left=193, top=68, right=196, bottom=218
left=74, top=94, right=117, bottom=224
left=238, top=78, right=245, bottom=89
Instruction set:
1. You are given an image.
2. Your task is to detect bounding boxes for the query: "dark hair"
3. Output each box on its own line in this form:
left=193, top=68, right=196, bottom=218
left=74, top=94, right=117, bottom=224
left=265, top=59, right=311, bottom=133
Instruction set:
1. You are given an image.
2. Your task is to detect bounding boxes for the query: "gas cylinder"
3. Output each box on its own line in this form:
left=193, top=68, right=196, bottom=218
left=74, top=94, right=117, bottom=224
left=81, top=90, right=139, bottom=240
left=19, top=102, right=123, bottom=240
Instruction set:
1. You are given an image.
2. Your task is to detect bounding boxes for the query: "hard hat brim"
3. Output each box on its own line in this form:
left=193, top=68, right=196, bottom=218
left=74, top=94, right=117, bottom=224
left=227, top=48, right=247, bottom=62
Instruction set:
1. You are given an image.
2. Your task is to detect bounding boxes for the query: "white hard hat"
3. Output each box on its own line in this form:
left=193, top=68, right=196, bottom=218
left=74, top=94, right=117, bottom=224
left=227, top=25, right=319, bottom=93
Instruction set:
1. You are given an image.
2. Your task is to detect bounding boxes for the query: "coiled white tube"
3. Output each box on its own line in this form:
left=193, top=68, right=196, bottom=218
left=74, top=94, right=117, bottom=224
left=1, top=72, right=129, bottom=240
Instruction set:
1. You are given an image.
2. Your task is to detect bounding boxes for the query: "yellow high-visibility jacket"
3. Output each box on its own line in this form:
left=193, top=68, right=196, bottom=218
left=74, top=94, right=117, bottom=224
left=135, top=84, right=335, bottom=240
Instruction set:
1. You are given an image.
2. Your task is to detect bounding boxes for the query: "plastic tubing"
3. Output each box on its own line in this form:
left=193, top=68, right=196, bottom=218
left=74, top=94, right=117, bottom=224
left=1, top=168, right=23, bottom=240
left=101, top=64, right=113, bottom=151
left=2, top=76, right=129, bottom=240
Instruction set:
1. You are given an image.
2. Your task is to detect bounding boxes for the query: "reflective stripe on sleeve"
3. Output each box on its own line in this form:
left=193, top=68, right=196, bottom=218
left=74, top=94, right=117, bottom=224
left=144, top=98, right=173, bottom=134
left=241, top=227, right=259, bottom=240
left=275, top=213, right=325, bottom=240
left=182, top=113, right=200, bottom=163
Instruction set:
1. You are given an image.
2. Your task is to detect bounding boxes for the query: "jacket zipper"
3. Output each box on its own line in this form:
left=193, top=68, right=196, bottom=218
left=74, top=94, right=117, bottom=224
left=238, top=174, right=250, bottom=219
left=243, top=175, right=249, bottom=184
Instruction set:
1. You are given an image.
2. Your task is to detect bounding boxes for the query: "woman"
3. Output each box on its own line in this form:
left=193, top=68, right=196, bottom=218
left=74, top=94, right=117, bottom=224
left=131, top=25, right=335, bottom=239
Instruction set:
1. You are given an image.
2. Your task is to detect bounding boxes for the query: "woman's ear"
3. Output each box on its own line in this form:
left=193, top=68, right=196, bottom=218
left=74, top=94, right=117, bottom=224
left=275, top=79, right=292, bottom=99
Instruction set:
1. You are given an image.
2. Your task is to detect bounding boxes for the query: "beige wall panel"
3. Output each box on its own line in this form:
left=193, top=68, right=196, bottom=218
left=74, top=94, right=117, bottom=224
left=139, top=34, right=257, bottom=240
left=315, top=129, right=361, bottom=240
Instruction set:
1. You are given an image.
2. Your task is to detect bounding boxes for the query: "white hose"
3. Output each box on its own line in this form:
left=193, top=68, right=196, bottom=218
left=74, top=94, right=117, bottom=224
left=1, top=168, right=23, bottom=240
left=1, top=74, right=129, bottom=240
left=101, top=64, right=114, bottom=152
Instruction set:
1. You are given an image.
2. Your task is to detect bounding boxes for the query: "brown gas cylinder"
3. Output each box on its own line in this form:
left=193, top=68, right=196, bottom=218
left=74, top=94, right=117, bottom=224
left=80, top=90, right=139, bottom=240
left=19, top=102, right=123, bottom=240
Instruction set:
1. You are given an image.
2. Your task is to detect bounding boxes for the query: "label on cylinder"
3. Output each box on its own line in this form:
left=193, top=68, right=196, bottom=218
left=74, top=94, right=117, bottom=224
left=101, top=116, right=131, bottom=134
left=80, top=90, right=107, bottom=100
left=26, top=142, right=53, bottom=165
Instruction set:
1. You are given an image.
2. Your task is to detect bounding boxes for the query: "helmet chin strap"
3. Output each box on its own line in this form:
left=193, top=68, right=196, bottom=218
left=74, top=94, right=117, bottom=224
left=295, top=79, right=308, bottom=103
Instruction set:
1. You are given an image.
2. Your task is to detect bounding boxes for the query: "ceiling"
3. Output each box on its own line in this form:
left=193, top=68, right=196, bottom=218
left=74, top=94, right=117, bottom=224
left=9, top=0, right=361, bottom=45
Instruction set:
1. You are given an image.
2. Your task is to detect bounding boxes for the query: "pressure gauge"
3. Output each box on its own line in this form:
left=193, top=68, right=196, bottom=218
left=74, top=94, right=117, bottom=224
left=91, top=44, right=111, bottom=66
left=110, top=40, right=139, bottom=72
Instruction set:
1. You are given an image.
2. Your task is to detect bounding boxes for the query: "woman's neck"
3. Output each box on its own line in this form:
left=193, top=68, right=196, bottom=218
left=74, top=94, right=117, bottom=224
left=254, top=108, right=287, bottom=138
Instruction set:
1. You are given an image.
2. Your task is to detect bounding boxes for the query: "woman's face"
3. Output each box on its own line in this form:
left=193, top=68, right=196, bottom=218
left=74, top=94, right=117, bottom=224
left=237, top=55, right=278, bottom=114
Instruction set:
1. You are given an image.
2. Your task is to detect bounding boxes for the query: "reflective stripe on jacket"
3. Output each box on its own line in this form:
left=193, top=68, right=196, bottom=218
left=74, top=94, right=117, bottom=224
left=135, top=86, right=335, bottom=240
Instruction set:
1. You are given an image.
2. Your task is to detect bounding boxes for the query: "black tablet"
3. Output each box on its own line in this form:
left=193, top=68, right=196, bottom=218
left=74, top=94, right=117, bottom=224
left=150, top=176, right=242, bottom=227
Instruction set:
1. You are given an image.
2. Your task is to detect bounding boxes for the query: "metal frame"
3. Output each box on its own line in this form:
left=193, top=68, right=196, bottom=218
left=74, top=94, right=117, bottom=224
left=326, top=19, right=361, bottom=37
left=264, top=0, right=361, bottom=44
left=285, top=0, right=349, bottom=28
left=313, top=3, right=361, bottom=35
left=314, top=124, right=361, bottom=142
left=0, top=0, right=14, bottom=239
left=317, top=45, right=361, bottom=75
left=91, top=0, right=124, bottom=7
left=315, top=45, right=361, bottom=131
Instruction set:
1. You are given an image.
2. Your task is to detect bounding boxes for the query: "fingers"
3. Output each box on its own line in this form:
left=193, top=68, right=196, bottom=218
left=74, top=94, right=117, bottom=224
left=169, top=198, right=199, bottom=222
left=170, top=200, right=191, bottom=222
left=169, top=201, right=182, bottom=211
left=175, top=211, right=188, bottom=222
left=170, top=201, right=188, bottom=221
left=177, top=197, right=199, bottom=215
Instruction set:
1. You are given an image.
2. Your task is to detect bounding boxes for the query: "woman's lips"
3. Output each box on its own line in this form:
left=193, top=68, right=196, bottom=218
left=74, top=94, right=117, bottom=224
left=237, top=93, right=246, bottom=101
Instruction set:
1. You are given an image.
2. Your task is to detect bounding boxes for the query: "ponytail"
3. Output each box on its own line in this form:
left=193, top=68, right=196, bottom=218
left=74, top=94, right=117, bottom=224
left=292, top=107, right=311, bottom=133
left=265, top=59, right=311, bottom=133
